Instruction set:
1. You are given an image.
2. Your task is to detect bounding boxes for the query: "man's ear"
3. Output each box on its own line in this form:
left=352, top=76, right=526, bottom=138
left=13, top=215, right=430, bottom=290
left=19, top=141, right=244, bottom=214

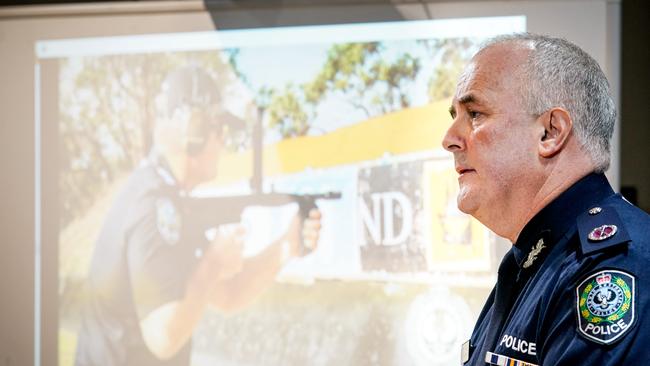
left=538, top=107, right=573, bottom=158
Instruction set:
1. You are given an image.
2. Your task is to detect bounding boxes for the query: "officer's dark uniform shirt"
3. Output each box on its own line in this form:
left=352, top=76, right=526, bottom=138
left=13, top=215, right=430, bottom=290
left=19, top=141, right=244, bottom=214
left=75, top=153, right=209, bottom=366
left=462, top=173, right=650, bottom=365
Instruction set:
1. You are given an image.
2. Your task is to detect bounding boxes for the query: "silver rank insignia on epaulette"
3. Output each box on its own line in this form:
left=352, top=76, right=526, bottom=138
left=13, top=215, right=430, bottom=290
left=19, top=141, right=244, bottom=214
left=156, top=197, right=181, bottom=245
left=577, top=205, right=630, bottom=256
left=588, top=225, right=618, bottom=241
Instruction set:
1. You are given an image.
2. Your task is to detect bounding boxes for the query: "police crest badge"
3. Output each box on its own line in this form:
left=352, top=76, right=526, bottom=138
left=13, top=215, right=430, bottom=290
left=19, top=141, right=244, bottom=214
left=156, top=197, right=181, bottom=245
left=576, top=270, right=635, bottom=344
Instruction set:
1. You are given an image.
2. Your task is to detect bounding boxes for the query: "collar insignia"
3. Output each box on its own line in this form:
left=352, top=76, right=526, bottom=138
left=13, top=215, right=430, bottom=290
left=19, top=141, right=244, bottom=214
left=522, top=238, right=545, bottom=269
left=588, top=224, right=617, bottom=241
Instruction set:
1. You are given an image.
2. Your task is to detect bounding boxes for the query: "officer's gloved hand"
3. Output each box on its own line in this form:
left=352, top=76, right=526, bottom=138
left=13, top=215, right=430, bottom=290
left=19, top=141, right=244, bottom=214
left=207, top=224, right=245, bottom=280
left=285, top=209, right=322, bottom=258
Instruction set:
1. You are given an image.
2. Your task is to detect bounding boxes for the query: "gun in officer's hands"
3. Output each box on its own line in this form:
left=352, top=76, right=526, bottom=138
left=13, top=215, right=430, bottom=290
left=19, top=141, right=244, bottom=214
left=182, top=192, right=341, bottom=256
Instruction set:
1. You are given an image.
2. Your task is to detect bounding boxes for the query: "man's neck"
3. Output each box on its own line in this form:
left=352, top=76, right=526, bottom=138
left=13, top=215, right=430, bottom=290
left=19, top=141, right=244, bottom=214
left=508, top=162, right=595, bottom=243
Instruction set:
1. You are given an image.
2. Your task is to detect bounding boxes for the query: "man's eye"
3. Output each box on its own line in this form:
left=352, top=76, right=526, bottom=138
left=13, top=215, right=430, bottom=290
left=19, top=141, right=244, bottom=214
left=468, top=110, right=481, bottom=119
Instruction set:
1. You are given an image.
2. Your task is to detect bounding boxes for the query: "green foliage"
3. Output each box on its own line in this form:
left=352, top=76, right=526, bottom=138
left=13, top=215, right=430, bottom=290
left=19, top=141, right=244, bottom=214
left=423, top=38, right=477, bottom=102
left=303, top=42, right=420, bottom=118
left=266, top=84, right=311, bottom=138
left=263, top=42, right=424, bottom=139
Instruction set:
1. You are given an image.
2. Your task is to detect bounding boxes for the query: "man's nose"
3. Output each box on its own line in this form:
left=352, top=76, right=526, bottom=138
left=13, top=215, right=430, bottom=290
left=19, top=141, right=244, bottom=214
left=442, top=117, right=465, bottom=152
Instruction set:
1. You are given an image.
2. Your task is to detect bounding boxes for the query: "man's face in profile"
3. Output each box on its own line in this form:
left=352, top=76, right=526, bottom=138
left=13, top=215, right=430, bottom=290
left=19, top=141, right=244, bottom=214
left=191, top=125, right=223, bottom=184
left=442, top=43, right=541, bottom=224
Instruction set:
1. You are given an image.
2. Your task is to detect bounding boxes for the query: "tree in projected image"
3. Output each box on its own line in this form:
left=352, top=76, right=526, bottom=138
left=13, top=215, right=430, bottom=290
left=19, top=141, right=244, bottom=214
left=421, top=38, right=477, bottom=102
left=264, top=84, right=312, bottom=138
left=234, top=39, right=477, bottom=140
left=303, top=42, right=420, bottom=118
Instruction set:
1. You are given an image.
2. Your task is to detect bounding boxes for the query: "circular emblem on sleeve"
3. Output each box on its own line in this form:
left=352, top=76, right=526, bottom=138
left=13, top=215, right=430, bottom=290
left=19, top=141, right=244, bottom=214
left=587, top=224, right=617, bottom=241
left=156, top=197, right=181, bottom=245
left=576, top=270, right=635, bottom=345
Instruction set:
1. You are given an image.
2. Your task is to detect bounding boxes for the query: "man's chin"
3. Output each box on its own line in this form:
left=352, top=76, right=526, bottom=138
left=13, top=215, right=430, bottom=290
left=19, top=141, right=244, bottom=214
left=456, top=190, right=479, bottom=215
left=457, top=202, right=474, bottom=215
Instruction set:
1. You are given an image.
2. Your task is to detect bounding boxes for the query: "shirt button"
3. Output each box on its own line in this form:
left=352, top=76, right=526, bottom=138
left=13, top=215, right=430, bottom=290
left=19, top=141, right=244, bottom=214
left=588, top=207, right=602, bottom=215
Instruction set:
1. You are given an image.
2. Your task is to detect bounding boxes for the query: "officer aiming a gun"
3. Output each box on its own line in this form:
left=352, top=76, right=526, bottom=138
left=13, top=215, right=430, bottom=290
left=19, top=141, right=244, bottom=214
left=75, top=66, right=322, bottom=366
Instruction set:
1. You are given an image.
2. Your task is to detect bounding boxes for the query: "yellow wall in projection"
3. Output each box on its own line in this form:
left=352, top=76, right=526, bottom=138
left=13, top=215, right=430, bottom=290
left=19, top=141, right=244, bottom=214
left=215, top=99, right=452, bottom=183
left=423, top=163, right=490, bottom=271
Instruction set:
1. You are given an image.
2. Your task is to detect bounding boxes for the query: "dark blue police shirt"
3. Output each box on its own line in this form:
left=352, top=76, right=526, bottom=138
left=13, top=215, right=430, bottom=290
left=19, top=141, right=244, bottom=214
left=75, top=153, right=210, bottom=366
left=463, top=173, right=650, bottom=365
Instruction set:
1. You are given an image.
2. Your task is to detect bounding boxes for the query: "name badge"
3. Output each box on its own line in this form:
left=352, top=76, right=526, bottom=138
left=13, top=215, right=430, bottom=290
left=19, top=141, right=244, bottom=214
left=461, top=340, right=471, bottom=364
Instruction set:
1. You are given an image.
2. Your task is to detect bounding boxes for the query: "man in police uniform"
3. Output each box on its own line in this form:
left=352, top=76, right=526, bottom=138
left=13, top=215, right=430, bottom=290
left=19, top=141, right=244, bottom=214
left=75, top=67, right=322, bottom=366
left=443, top=34, right=650, bottom=365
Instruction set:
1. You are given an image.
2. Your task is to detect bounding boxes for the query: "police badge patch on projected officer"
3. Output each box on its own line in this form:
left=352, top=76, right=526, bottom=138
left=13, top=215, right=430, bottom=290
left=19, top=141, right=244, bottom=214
left=156, top=197, right=181, bottom=245
left=576, top=269, right=635, bottom=345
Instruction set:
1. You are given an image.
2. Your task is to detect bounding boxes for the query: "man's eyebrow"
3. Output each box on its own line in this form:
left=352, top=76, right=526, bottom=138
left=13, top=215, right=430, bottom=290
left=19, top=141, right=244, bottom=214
left=457, top=93, right=478, bottom=105
left=449, top=93, right=480, bottom=118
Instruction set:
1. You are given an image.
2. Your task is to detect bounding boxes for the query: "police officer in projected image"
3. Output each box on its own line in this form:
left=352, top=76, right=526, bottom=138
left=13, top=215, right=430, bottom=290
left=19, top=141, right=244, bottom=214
left=443, top=33, right=650, bottom=365
left=74, top=66, right=322, bottom=366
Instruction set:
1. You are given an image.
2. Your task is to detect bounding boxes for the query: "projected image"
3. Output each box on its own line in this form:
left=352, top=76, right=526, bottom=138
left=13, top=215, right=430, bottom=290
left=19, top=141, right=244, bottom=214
left=49, top=17, right=523, bottom=366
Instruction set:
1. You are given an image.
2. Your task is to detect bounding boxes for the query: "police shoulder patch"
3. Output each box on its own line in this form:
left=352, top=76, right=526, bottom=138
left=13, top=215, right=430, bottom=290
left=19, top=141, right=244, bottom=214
left=576, top=269, right=635, bottom=345
left=156, top=197, right=181, bottom=245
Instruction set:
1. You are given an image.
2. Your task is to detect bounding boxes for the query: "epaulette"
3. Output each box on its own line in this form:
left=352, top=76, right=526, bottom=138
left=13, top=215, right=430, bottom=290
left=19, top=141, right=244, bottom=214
left=576, top=204, right=631, bottom=256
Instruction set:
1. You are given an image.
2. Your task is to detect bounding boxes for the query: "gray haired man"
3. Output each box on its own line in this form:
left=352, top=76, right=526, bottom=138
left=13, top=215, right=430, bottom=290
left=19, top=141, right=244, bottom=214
left=444, top=33, right=650, bottom=365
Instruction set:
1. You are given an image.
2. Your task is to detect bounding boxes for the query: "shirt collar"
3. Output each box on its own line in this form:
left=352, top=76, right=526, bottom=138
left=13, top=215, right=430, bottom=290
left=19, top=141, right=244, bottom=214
left=146, top=149, right=180, bottom=188
left=512, top=173, right=615, bottom=269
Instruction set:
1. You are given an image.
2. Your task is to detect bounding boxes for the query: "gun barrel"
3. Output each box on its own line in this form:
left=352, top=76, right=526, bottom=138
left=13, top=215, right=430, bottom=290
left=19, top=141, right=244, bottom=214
left=183, top=191, right=341, bottom=228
